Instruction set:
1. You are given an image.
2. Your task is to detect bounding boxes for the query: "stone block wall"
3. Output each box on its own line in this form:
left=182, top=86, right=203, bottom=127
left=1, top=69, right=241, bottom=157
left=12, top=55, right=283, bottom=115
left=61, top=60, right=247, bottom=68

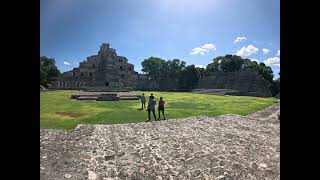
left=197, top=71, right=272, bottom=97
left=135, top=75, right=180, bottom=91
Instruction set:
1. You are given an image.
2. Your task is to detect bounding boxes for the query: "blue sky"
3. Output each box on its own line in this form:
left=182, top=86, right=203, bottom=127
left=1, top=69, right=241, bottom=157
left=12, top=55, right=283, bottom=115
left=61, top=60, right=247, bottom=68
left=40, top=0, right=280, bottom=78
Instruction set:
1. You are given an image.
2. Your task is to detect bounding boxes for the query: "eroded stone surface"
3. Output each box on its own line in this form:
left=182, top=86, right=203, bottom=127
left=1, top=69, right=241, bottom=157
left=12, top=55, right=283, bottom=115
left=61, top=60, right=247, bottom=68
left=40, top=104, right=280, bottom=180
left=197, top=71, right=272, bottom=97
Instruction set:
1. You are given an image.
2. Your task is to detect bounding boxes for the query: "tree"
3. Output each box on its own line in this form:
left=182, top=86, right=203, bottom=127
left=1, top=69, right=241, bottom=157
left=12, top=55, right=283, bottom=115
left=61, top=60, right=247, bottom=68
left=40, top=56, right=60, bottom=86
left=41, top=56, right=55, bottom=66
left=141, top=57, right=166, bottom=80
left=241, top=59, right=260, bottom=71
left=40, top=66, right=47, bottom=85
left=269, top=75, right=280, bottom=96
left=141, top=57, right=186, bottom=81
left=220, top=55, right=243, bottom=72
left=270, top=72, right=280, bottom=96
left=207, top=55, right=243, bottom=73
left=178, top=65, right=200, bottom=90
left=47, top=66, right=61, bottom=82
left=206, top=56, right=223, bottom=72
left=257, top=62, right=274, bottom=85
left=165, top=59, right=186, bottom=78
left=196, top=67, right=207, bottom=79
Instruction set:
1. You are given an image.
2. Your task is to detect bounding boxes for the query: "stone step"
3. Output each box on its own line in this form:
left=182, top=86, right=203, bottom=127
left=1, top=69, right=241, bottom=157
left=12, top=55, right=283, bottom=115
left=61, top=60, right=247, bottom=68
left=76, top=96, right=98, bottom=100
left=97, top=96, right=119, bottom=101
left=119, top=97, right=140, bottom=100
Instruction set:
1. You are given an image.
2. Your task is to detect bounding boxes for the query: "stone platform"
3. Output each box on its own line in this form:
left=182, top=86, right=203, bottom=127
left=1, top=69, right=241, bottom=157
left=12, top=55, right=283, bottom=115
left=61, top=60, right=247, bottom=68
left=71, top=91, right=140, bottom=101
left=197, top=71, right=272, bottom=97
left=40, top=104, right=280, bottom=180
left=192, top=88, right=269, bottom=97
left=192, top=89, right=240, bottom=96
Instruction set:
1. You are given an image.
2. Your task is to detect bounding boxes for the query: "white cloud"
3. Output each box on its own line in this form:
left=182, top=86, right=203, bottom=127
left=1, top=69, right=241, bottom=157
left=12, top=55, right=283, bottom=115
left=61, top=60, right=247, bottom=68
left=263, top=56, right=280, bottom=67
left=64, top=61, right=70, bottom=66
left=195, top=64, right=206, bottom=68
left=234, top=36, right=247, bottom=43
left=251, top=58, right=260, bottom=63
left=190, top=43, right=216, bottom=55
left=236, top=45, right=259, bottom=57
left=276, top=50, right=280, bottom=56
left=262, top=48, right=270, bottom=54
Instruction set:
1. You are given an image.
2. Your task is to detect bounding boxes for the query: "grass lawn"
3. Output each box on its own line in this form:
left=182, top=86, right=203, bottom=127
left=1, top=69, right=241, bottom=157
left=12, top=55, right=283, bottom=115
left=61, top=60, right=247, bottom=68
left=40, top=90, right=279, bottom=129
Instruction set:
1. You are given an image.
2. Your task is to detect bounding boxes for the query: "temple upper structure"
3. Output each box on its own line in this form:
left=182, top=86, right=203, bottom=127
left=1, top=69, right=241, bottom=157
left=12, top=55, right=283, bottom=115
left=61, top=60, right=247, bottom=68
left=52, top=43, right=138, bottom=90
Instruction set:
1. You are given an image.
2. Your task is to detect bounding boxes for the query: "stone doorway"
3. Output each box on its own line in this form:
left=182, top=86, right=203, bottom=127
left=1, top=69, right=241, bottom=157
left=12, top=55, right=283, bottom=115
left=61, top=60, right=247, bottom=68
left=105, top=82, right=109, bottom=86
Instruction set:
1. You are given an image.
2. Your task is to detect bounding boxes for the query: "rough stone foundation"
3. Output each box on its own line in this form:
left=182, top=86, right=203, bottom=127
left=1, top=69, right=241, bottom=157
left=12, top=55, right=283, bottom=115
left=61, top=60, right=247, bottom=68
left=40, top=104, right=280, bottom=180
left=71, top=91, right=140, bottom=101
left=197, top=71, right=272, bottom=97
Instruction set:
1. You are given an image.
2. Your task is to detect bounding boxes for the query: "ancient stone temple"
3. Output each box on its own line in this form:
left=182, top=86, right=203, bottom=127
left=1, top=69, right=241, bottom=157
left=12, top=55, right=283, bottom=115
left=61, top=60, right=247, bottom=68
left=52, top=43, right=138, bottom=91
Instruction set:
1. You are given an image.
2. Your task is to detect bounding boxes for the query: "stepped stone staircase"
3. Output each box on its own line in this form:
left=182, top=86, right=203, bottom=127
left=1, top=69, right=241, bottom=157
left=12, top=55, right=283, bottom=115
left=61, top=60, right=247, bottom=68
left=192, top=89, right=240, bottom=95
left=197, top=71, right=272, bottom=97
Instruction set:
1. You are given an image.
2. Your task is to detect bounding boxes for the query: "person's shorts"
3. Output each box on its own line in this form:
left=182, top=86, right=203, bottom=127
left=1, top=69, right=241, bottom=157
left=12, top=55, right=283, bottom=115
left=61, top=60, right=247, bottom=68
left=158, top=107, right=164, bottom=111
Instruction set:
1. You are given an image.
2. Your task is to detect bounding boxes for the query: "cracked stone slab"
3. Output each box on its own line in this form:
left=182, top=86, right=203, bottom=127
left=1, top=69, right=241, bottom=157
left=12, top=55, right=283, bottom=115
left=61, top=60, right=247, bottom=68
left=40, top=104, right=280, bottom=180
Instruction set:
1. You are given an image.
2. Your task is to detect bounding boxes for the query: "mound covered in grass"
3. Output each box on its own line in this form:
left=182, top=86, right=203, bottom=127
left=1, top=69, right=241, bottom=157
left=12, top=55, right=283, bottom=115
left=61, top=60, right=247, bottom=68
left=40, top=90, right=278, bottom=129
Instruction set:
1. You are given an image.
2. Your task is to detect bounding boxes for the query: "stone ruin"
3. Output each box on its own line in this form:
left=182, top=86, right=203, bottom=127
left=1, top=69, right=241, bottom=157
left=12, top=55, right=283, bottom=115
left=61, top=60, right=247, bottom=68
left=136, top=71, right=272, bottom=97
left=50, top=43, right=273, bottom=98
left=51, top=43, right=138, bottom=91
left=136, top=74, right=181, bottom=91
left=197, top=71, right=272, bottom=97
left=40, top=104, right=280, bottom=179
left=70, top=91, right=140, bottom=101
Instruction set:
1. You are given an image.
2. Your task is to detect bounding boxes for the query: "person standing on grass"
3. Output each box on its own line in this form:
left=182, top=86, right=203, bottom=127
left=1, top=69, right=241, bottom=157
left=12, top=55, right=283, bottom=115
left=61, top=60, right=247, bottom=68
left=140, top=93, right=146, bottom=109
left=146, top=95, right=157, bottom=122
left=158, top=97, right=166, bottom=120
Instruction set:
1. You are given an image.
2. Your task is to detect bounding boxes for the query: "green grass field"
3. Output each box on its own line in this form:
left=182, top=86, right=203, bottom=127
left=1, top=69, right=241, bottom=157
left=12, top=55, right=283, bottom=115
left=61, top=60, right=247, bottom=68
left=40, top=90, right=278, bottom=129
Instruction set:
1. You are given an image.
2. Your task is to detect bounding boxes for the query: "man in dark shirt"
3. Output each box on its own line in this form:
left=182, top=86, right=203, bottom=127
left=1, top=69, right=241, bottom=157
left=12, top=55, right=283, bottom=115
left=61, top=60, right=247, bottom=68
left=146, top=95, right=157, bottom=122
left=158, top=97, right=166, bottom=120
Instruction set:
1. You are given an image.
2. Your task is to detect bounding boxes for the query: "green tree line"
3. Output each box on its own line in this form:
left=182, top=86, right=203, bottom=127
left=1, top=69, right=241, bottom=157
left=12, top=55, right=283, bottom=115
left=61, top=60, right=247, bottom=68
left=40, top=56, right=60, bottom=86
left=141, top=57, right=200, bottom=90
left=141, top=55, right=280, bottom=95
left=40, top=54, right=279, bottom=96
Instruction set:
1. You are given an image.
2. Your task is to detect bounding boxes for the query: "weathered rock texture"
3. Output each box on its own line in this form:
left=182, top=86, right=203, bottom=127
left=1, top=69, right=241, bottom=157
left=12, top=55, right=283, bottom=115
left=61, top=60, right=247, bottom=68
left=51, top=43, right=138, bottom=91
left=40, top=104, right=280, bottom=180
left=197, top=71, right=272, bottom=97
